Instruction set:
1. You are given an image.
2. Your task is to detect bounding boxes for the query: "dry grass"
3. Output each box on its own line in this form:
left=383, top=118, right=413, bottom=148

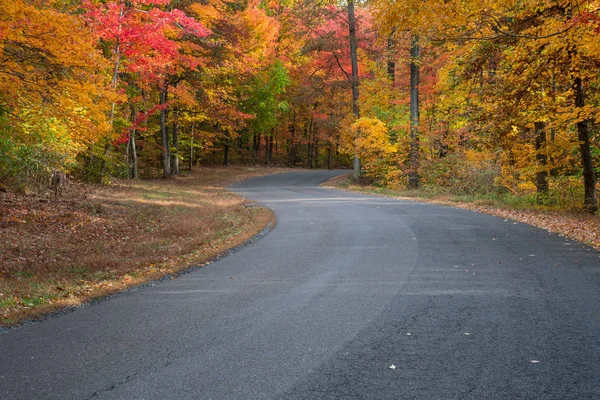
left=0, top=166, right=285, bottom=326
left=324, top=174, right=600, bottom=251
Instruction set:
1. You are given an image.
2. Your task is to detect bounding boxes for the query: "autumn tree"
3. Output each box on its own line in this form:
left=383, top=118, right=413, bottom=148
left=0, top=0, right=112, bottom=189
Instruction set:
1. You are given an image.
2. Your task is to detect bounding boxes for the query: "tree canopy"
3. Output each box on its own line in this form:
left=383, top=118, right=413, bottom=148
left=1, top=0, right=598, bottom=212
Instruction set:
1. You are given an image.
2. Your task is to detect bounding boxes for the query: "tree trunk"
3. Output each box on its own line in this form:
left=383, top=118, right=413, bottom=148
left=289, top=119, right=296, bottom=165
left=307, top=118, right=314, bottom=169
left=265, top=135, right=270, bottom=166
left=97, top=144, right=111, bottom=183
left=573, top=77, right=598, bottom=213
left=130, top=130, right=138, bottom=179
left=189, top=123, right=195, bottom=172
left=129, top=106, right=138, bottom=179
left=170, top=109, right=179, bottom=176
left=534, top=121, right=548, bottom=203
left=159, top=89, right=170, bottom=178
left=268, top=135, right=274, bottom=165
left=348, top=0, right=361, bottom=178
left=387, top=32, right=395, bottom=82
left=327, top=145, right=333, bottom=170
left=314, top=136, right=319, bottom=169
left=408, top=35, right=420, bottom=189
left=223, top=143, right=229, bottom=166
left=254, top=133, right=261, bottom=153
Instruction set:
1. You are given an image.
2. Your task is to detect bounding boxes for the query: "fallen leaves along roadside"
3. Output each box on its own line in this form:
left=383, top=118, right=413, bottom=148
left=0, top=166, right=282, bottom=326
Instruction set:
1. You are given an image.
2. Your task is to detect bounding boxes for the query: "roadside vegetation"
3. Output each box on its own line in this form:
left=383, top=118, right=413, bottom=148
left=0, top=167, right=279, bottom=326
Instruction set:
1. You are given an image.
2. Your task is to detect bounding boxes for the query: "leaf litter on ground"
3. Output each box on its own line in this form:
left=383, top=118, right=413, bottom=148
left=0, top=166, right=287, bottom=326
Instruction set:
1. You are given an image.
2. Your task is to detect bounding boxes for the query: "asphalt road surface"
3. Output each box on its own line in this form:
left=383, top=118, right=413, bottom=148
left=1, top=170, right=599, bottom=399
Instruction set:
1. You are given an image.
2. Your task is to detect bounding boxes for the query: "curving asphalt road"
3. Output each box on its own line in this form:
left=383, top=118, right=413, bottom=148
left=1, top=170, right=599, bottom=399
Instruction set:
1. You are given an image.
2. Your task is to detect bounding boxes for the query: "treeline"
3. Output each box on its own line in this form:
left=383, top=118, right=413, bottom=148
left=366, top=0, right=600, bottom=213
left=0, top=0, right=356, bottom=189
left=1, top=0, right=599, bottom=212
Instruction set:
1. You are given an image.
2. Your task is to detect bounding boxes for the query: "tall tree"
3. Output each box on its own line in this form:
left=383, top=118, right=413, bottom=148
left=408, top=35, right=420, bottom=189
left=347, top=0, right=361, bottom=179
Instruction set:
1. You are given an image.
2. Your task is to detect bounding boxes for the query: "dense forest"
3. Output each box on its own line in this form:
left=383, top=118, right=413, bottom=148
left=1, top=0, right=599, bottom=212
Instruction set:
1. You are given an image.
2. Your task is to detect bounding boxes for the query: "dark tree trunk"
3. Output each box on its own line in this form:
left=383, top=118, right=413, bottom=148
left=348, top=0, right=361, bottom=178
left=573, top=77, right=598, bottom=213
left=307, top=118, right=314, bottom=169
left=327, top=145, right=333, bottom=170
left=535, top=121, right=548, bottom=203
left=254, top=133, right=261, bottom=153
left=189, top=123, right=195, bottom=172
left=268, top=135, right=274, bottom=165
left=314, top=136, right=319, bottom=169
left=265, top=135, right=270, bottom=165
left=97, top=144, right=111, bottom=183
left=289, top=119, right=296, bottom=165
left=159, top=89, right=170, bottom=178
left=387, top=32, right=395, bottom=82
left=170, top=109, right=179, bottom=176
left=408, top=35, right=420, bottom=189
left=223, top=143, right=229, bottom=166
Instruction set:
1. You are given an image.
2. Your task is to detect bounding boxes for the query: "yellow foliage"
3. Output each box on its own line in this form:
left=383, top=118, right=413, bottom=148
left=342, top=117, right=397, bottom=180
left=0, top=0, right=113, bottom=148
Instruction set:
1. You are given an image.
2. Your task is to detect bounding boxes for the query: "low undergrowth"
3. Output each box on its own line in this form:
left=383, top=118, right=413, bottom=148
left=0, top=166, right=283, bottom=326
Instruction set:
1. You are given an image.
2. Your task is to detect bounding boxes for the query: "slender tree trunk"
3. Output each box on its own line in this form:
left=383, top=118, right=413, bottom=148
left=327, top=145, right=333, bottom=170
left=348, top=0, right=361, bottom=178
left=130, top=107, right=138, bottom=179
left=265, top=135, right=270, bottom=165
left=535, top=121, right=548, bottom=203
left=189, top=123, right=195, bottom=172
left=223, top=143, right=229, bottom=166
left=408, top=35, right=420, bottom=189
left=268, top=135, right=274, bottom=165
left=170, top=110, right=179, bottom=176
left=289, top=119, right=296, bottom=165
left=307, top=118, right=314, bottom=169
left=387, top=32, right=396, bottom=82
left=159, top=89, right=170, bottom=178
left=573, top=77, right=598, bottom=213
left=314, top=136, right=319, bottom=169
left=254, top=133, right=261, bottom=152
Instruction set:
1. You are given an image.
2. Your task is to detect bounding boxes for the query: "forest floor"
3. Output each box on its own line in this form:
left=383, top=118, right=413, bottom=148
left=324, top=174, right=600, bottom=252
left=0, top=166, right=286, bottom=326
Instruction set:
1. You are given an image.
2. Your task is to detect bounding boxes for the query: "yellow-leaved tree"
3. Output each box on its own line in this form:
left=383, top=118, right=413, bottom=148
left=342, top=117, right=397, bottom=182
left=0, top=0, right=112, bottom=190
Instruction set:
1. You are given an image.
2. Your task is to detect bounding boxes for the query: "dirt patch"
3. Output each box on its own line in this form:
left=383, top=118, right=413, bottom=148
left=0, top=166, right=284, bottom=326
left=324, top=174, right=600, bottom=251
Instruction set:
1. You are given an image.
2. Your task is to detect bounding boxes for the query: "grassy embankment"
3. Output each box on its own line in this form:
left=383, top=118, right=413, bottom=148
left=325, top=174, right=600, bottom=251
left=0, top=166, right=283, bottom=326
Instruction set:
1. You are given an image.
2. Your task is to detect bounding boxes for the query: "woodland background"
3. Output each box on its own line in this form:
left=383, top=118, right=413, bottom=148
left=1, top=0, right=600, bottom=213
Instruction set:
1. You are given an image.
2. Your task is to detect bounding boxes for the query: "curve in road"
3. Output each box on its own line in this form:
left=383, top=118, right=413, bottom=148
left=1, top=170, right=599, bottom=399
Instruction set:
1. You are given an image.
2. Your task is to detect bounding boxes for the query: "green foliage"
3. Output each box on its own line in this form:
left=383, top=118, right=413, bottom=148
left=0, top=111, right=82, bottom=192
left=245, top=60, right=291, bottom=135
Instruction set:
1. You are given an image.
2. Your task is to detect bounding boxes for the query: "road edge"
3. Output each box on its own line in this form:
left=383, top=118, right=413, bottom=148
left=0, top=203, right=277, bottom=333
